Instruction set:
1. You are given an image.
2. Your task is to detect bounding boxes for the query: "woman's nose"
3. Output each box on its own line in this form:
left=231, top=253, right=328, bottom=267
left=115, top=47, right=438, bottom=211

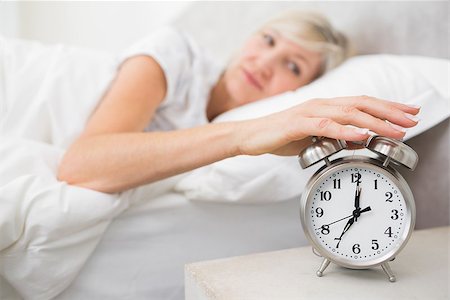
left=256, top=52, right=277, bottom=79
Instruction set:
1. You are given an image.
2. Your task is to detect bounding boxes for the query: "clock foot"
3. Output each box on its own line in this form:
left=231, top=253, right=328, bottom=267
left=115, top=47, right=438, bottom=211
left=312, top=247, right=322, bottom=257
left=316, top=258, right=331, bottom=277
left=381, top=262, right=396, bottom=282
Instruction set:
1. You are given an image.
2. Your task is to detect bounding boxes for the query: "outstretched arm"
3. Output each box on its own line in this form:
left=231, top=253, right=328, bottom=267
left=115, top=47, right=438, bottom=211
left=58, top=55, right=242, bottom=193
left=58, top=56, right=419, bottom=194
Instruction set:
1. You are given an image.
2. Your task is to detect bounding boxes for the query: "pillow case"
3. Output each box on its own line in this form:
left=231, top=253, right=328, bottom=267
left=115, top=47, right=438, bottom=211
left=175, top=55, right=450, bottom=203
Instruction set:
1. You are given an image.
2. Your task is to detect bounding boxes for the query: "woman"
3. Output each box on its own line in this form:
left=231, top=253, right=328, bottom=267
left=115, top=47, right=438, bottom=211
left=57, top=11, right=419, bottom=194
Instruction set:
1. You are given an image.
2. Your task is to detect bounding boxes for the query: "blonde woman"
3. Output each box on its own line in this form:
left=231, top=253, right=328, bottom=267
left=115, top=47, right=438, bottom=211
left=58, top=11, right=419, bottom=193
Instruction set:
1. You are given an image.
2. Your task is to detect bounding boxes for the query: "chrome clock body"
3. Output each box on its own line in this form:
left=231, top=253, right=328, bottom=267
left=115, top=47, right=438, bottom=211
left=300, top=157, right=415, bottom=267
left=298, top=136, right=418, bottom=282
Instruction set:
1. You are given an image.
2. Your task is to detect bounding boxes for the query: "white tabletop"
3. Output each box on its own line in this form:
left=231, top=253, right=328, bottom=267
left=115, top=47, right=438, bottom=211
left=185, top=226, right=450, bottom=300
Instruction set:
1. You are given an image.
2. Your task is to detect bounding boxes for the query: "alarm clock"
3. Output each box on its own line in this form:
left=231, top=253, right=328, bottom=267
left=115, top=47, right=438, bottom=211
left=298, top=136, right=418, bottom=282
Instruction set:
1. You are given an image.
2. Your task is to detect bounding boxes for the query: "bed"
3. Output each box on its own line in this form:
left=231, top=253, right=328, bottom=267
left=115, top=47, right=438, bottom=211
left=0, top=2, right=448, bottom=300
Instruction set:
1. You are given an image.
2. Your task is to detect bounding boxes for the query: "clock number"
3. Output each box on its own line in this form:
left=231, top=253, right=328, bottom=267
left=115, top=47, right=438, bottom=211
left=371, top=239, right=379, bottom=250
left=333, top=178, right=341, bottom=189
left=315, top=207, right=324, bottom=218
left=374, top=179, right=378, bottom=190
left=385, top=192, right=393, bottom=202
left=352, top=244, right=361, bottom=254
left=321, top=225, right=330, bottom=235
left=384, top=226, right=393, bottom=238
left=351, top=173, right=362, bottom=184
left=391, top=209, right=399, bottom=220
left=320, top=191, right=332, bottom=201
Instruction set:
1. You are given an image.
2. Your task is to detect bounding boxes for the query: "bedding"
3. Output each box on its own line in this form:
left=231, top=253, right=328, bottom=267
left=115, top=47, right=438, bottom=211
left=0, top=35, right=117, bottom=148
left=0, top=138, right=130, bottom=300
left=0, top=30, right=448, bottom=300
left=0, top=37, right=130, bottom=299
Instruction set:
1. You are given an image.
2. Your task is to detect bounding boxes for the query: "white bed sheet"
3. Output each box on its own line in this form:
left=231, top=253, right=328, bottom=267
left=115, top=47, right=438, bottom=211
left=56, top=191, right=306, bottom=299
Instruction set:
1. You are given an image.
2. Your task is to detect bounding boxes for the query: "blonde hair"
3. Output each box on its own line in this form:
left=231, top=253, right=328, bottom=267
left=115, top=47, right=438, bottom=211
left=261, top=10, right=352, bottom=75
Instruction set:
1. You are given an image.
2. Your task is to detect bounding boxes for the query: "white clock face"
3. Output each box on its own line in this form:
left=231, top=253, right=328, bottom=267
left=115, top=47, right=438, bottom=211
left=305, top=163, right=412, bottom=266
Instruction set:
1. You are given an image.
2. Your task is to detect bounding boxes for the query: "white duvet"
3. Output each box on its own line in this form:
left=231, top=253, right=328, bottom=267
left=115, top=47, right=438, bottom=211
left=0, top=37, right=133, bottom=299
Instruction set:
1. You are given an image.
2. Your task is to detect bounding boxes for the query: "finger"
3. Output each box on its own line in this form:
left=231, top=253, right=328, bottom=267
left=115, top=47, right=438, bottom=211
left=334, top=96, right=420, bottom=128
left=387, top=101, right=421, bottom=115
left=294, top=117, right=379, bottom=141
left=308, top=104, right=407, bottom=138
left=355, top=98, right=419, bottom=128
left=334, top=95, right=421, bottom=114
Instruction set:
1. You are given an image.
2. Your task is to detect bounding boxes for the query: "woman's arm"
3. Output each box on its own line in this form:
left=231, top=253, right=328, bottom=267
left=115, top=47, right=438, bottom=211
left=58, top=56, right=419, bottom=194
left=58, top=55, right=242, bottom=193
left=58, top=123, right=241, bottom=194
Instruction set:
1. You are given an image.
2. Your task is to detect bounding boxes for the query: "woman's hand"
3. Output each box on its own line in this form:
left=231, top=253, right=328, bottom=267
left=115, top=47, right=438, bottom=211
left=235, top=96, right=420, bottom=156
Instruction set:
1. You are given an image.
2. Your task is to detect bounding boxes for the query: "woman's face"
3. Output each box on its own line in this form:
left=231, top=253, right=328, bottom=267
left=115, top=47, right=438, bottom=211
left=223, top=28, right=323, bottom=107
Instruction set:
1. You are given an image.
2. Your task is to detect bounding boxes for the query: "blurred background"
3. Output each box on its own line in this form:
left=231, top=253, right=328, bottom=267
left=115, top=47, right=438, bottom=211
left=1, top=1, right=448, bottom=63
left=0, top=2, right=191, bottom=53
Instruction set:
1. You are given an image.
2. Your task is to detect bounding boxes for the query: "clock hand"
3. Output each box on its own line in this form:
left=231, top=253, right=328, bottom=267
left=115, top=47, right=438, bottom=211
left=316, top=206, right=372, bottom=231
left=333, top=206, right=372, bottom=248
left=354, top=185, right=362, bottom=222
left=335, top=217, right=354, bottom=248
left=322, top=214, right=352, bottom=227
left=359, top=206, right=371, bottom=214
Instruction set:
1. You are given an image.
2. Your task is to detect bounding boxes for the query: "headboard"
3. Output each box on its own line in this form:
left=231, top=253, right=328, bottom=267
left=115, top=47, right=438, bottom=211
left=174, top=2, right=449, bottom=63
left=174, top=2, right=449, bottom=229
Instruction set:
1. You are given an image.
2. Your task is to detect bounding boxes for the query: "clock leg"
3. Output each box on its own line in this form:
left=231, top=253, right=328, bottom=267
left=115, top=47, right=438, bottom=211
left=381, top=262, right=396, bottom=282
left=316, top=258, right=331, bottom=277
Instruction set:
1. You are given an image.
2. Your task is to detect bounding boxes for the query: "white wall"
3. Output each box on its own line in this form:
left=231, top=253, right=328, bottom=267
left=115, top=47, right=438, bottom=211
left=0, top=2, right=20, bottom=37
left=2, top=2, right=191, bottom=53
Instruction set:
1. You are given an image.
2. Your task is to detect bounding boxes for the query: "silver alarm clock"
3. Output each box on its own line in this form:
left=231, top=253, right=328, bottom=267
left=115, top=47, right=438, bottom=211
left=298, top=136, right=418, bottom=282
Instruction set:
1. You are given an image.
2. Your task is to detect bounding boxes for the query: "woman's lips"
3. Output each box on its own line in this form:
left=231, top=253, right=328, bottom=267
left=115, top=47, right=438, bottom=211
left=242, top=68, right=263, bottom=91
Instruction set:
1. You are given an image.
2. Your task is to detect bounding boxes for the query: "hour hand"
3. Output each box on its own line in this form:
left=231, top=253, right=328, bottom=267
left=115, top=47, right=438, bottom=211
left=333, top=206, right=371, bottom=248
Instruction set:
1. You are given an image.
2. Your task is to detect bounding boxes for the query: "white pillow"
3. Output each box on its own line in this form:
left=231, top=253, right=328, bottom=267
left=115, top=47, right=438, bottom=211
left=175, top=55, right=450, bottom=203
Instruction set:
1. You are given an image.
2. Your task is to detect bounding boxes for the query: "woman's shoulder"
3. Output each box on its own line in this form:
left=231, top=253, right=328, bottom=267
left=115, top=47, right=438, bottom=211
left=121, top=26, right=202, bottom=64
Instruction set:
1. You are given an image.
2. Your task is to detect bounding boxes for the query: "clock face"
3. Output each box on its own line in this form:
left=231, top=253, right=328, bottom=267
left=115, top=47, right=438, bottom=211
left=303, top=161, right=413, bottom=267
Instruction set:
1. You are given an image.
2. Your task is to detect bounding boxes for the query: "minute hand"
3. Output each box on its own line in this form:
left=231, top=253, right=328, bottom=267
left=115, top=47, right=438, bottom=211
left=334, top=206, right=371, bottom=248
left=354, top=185, right=362, bottom=222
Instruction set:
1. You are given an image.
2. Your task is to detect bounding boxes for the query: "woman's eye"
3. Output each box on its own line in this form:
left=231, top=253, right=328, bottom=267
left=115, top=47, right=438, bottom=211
left=287, top=61, right=301, bottom=76
left=262, top=34, right=275, bottom=46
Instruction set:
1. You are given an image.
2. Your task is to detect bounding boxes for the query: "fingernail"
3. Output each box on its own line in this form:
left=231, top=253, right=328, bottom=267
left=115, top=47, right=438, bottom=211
left=406, top=104, right=421, bottom=109
left=353, top=128, right=369, bottom=135
left=405, top=113, right=420, bottom=122
left=388, top=122, right=407, bottom=132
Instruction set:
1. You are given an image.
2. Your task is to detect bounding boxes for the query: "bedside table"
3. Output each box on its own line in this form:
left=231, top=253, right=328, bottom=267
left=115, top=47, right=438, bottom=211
left=185, top=226, right=449, bottom=300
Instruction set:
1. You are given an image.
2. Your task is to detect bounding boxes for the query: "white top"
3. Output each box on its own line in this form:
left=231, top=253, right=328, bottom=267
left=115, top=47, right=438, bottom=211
left=120, top=27, right=223, bottom=132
